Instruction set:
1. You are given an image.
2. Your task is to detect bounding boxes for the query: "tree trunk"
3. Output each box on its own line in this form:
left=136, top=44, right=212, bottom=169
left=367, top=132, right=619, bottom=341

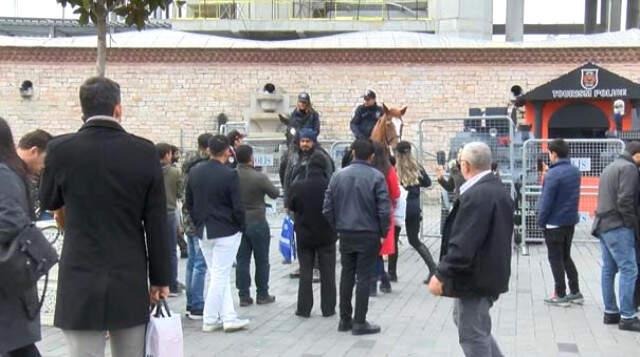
left=95, top=0, right=107, bottom=77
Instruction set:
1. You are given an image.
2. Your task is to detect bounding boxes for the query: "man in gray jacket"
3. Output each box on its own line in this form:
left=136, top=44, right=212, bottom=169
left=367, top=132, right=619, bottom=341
left=593, top=141, right=640, bottom=332
left=323, top=139, right=390, bottom=336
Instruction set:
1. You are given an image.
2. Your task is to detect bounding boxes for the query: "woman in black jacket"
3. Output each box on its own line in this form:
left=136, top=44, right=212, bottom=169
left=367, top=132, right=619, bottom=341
left=0, top=118, right=42, bottom=357
left=394, top=141, right=437, bottom=284
left=286, top=152, right=337, bottom=317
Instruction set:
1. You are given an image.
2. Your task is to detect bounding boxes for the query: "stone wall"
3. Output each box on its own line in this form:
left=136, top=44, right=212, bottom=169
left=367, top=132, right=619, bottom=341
left=1, top=47, right=640, bottom=149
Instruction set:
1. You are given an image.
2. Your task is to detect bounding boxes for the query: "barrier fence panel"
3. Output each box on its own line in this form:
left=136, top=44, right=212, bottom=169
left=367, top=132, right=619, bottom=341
left=417, top=116, right=515, bottom=239
left=520, top=139, right=624, bottom=243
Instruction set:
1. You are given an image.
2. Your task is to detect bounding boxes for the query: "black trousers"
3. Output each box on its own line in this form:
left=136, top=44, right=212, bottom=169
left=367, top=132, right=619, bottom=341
left=339, top=233, right=380, bottom=323
left=236, top=221, right=271, bottom=298
left=544, top=226, right=579, bottom=297
left=297, top=242, right=337, bottom=316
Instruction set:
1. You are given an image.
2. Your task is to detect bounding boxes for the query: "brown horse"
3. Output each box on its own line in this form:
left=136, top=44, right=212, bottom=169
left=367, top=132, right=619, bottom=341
left=370, top=103, right=406, bottom=150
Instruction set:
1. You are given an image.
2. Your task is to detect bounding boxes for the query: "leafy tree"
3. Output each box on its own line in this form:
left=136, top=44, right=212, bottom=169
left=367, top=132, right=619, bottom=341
left=57, top=0, right=171, bottom=77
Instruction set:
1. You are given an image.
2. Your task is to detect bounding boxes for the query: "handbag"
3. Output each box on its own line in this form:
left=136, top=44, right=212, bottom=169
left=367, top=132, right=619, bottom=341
left=0, top=224, right=58, bottom=299
left=145, top=299, right=184, bottom=357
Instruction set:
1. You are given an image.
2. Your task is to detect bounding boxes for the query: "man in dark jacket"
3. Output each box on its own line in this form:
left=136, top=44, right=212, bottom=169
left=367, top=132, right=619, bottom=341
left=323, top=139, right=391, bottom=336
left=39, top=77, right=171, bottom=357
left=289, top=92, right=320, bottom=137
left=592, top=141, right=640, bottom=332
left=235, top=145, right=280, bottom=307
left=283, top=128, right=334, bottom=204
left=181, top=133, right=212, bottom=320
left=185, top=135, right=249, bottom=332
left=288, top=152, right=338, bottom=318
left=536, top=139, right=583, bottom=306
left=350, top=89, right=383, bottom=140
left=429, top=142, right=513, bottom=357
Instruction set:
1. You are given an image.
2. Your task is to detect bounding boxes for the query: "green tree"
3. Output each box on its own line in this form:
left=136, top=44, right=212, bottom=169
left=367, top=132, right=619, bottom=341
left=57, top=0, right=170, bottom=77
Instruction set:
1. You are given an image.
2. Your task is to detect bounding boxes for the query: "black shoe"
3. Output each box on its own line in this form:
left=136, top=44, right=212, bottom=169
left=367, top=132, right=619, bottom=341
left=619, top=317, right=640, bottom=332
left=239, top=297, right=254, bottom=307
left=389, top=273, right=398, bottom=282
left=295, top=310, right=310, bottom=318
left=180, top=251, right=188, bottom=259
left=186, top=309, right=203, bottom=320
left=338, top=319, right=353, bottom=332
left=257, top=295, right=276, bottom=305
left=322, top=311, right=336, bottom=317
left=352, top=321, right=381, bottom=335
left=289, top=269, right=300, bottom=279
left=380, top=283, right=392, bottom=294
left=604, top=312, right=621, bottom=325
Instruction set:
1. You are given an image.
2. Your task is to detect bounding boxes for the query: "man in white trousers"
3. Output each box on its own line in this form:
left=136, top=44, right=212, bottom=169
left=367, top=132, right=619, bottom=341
left=185, top=135, right=249, bottom=332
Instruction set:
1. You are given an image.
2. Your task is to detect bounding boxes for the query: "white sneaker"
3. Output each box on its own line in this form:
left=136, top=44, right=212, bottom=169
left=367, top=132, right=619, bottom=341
left=223, top=318, right=250, bottom=332
left=202, top=320, right=223, bottom=332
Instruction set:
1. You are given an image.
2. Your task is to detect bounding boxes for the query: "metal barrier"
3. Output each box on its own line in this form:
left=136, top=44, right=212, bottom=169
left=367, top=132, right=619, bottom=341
left=520, top=139, right=624, bottom=243
left=36, top=221, right=62, bottom=326
left=177, top=0, right=429, bottom=21
left=416, top=116, right=516, bottom=239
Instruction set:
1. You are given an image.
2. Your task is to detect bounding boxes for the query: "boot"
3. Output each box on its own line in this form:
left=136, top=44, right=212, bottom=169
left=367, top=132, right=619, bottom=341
left=416, top=244, right=437, bottom=283
left=388, top=253, right=398, bottom=282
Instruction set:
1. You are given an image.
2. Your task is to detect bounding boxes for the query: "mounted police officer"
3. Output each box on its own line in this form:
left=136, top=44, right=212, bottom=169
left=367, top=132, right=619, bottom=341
left=350, top=89, right=384, bottom=140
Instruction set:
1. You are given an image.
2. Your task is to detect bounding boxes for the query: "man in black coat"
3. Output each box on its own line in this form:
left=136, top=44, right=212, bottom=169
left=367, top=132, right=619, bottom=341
left=287, top=152, right=337, bottom=318
left=428, top=142, right=513, bottom=357
left=39, top=77, right=171, bottom=357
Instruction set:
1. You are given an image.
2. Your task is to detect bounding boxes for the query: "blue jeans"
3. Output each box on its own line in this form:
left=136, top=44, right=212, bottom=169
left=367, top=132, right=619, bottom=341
left=236, top=221, right=271, bottom=298
left=600, top=227, right=638, bottom=320
left=167, top=212, right=178, bottom=290
left=185, top=234, right=207, bottom=311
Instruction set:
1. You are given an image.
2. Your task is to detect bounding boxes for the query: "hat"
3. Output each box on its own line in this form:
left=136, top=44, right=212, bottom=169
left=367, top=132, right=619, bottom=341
left=625, top=141, right=640, bottom=155
left=395, top=141, right=412, bottom=154
left=298, top=128, right=318, bottom=142
left=363, top=89, right=376, bottom=100
left=309, top=152, right=328, bottom=171
left=298, top=92, right=311, bottom=103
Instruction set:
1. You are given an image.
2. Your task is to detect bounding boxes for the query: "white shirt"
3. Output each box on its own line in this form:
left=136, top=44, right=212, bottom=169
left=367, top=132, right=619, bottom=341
left=459, top=170, right=492, bottom=196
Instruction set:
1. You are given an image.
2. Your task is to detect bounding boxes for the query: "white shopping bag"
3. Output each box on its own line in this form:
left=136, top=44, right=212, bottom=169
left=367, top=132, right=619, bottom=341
left=393, top=186, right=408, bottom=228
left=145, top=299, right=184, bottom=357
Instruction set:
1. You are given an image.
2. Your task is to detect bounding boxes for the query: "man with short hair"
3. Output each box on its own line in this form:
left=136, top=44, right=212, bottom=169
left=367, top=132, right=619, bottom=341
left=593, top=141, right=640, bottom=332
left=350, top=89, right=383, bottom=140
left=17, top=129, right=53, bottom=218
left=226, top=130, right=245, bottom=169
left=40, top=77, right=171, bottom=357
left=537, top=139, right=583, bottom=306
left=235, top=144, right=280, bottom=306
left=429, top=142, right=513, bottom=357
left=323, top=139, right=390, bottom=335
left=186, top=135, right=249, bottom=332
left=181, top=133, right=213, bottom=320
left=157, top=143, right=185, bottom=297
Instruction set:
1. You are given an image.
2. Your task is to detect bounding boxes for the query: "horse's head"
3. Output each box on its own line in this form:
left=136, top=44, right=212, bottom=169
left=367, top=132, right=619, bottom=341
left=379, top=103, right=407, bottom=148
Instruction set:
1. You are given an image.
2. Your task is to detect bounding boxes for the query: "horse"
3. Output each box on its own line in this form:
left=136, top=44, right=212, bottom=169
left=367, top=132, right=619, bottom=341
left=370, top=103, right=406, bottom=151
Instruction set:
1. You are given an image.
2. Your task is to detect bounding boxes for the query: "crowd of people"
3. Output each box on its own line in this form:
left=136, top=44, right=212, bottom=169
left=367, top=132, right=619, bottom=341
left=1, top=76, right=640, bottom=357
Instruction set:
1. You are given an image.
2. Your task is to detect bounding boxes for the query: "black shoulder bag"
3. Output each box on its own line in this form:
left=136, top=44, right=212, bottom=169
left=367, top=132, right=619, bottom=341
left=0, top=224, right=59, bottom=315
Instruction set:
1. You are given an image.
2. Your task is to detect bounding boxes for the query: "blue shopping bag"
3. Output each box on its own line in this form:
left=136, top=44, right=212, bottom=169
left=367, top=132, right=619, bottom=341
left=279, top=216, right=296, bottom=263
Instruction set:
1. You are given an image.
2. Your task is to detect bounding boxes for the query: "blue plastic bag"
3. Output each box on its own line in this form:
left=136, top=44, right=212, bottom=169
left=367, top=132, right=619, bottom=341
left=279, top=216, right=296, bottom=263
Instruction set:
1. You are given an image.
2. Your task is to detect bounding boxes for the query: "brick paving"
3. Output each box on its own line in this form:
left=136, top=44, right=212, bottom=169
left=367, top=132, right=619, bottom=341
left=38, top=228, right=640, bottom=357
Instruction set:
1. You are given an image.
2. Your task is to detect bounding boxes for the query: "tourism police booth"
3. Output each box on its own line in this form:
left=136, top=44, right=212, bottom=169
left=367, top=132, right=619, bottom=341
left=515, top=63, right=640, bottom=242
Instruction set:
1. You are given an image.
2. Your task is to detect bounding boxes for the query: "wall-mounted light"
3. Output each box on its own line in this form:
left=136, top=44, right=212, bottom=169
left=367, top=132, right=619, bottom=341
left=20, top=80, right=33, bottom=99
